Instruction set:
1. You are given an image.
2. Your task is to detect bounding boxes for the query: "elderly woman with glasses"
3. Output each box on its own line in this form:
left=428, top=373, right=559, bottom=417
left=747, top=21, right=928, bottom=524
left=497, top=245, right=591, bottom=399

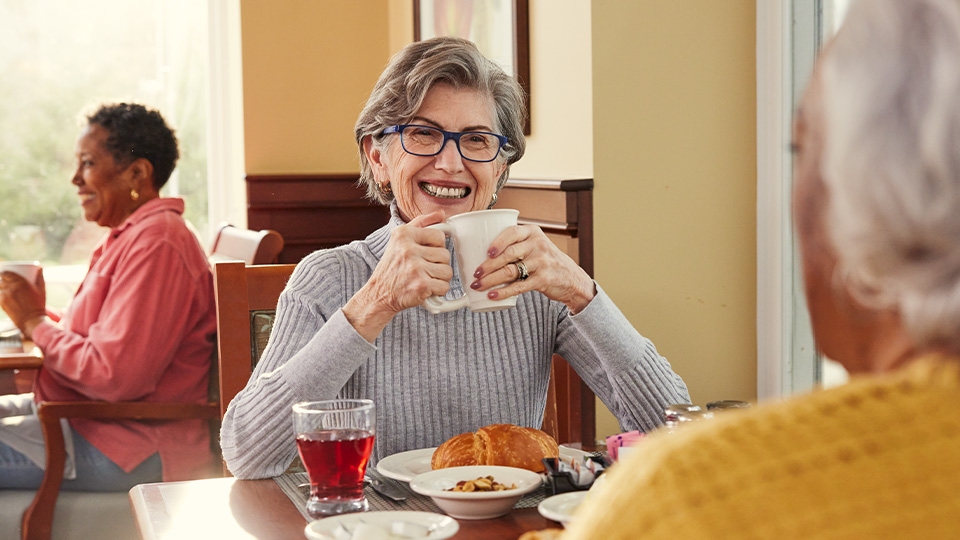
left=220, top=37, right=689, bottom=479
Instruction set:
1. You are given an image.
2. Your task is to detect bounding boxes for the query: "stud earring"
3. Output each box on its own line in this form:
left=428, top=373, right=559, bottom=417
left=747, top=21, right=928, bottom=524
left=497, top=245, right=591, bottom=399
left=130, top=189, right=139, bottom=201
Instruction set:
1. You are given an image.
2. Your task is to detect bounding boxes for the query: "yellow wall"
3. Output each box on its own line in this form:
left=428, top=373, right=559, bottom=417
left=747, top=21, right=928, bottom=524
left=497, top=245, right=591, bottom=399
left=591, top=0, right=757, bottom=438
left=388, top=0, right=414, bottom=54
left=509, top=0, right=593, bottom=179
left=241, top=0, right=593, bottom=178
left=240, top=0, right=391, bottom=174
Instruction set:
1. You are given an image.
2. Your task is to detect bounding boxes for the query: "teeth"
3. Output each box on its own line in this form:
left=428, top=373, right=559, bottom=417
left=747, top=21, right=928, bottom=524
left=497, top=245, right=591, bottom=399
left=80, top=194, right=95, bottom=202
left=420, top=183, right=468, bottom=199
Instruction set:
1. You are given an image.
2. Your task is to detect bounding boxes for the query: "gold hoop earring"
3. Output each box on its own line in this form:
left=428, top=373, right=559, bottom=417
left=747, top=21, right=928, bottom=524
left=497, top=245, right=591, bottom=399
left=130, top=189, right=139, bottom=201
left=488, top=192, right=498, bottom=209
left=377, top=182, right=392, bottom=196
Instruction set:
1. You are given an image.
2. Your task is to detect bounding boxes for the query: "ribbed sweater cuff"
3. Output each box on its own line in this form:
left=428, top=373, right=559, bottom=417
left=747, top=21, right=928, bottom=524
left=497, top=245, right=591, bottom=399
left=567, top=283, right=643, bottom=372
left=280, top=309, right=378, bottom=399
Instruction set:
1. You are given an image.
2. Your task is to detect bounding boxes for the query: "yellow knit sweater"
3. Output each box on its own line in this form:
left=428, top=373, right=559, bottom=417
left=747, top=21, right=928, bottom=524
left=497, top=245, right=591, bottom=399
left=562, top=356, right=960, bottom=540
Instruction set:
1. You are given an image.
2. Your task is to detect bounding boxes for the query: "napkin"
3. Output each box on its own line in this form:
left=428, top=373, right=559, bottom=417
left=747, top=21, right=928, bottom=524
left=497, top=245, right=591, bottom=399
left=604, top=430, right=646, bottom=461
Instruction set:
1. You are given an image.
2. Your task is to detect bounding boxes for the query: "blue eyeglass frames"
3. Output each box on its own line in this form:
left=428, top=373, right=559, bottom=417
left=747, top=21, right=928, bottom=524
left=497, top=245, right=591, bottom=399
left=381, top=124, right=508, bottom=163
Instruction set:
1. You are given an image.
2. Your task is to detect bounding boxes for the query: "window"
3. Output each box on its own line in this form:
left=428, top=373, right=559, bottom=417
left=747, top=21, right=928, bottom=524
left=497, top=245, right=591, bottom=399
left=757, top=0, right=852, bottom=400
left=0, top=0, right=244, bottom=317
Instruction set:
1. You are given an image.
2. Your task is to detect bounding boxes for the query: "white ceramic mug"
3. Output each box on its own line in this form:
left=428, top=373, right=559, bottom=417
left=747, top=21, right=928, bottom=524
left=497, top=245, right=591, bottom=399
left=0, top=261, right=42, bottom=288
left=422, top=209, right=519, bottom=314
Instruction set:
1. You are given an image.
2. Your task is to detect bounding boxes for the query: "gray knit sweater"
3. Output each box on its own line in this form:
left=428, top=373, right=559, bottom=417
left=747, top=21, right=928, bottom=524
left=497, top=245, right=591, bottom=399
left=220, top=207, right=690, bottom=479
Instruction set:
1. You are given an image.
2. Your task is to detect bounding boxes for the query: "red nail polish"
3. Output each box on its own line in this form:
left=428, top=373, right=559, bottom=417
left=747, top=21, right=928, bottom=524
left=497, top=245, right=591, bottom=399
left=488, top=248, right=497, bottom=258
left=470, top=280, right=482, bottom=290
left=474, top=268, right=483, bottom=278
left=487, top=291, right=498, bottom=299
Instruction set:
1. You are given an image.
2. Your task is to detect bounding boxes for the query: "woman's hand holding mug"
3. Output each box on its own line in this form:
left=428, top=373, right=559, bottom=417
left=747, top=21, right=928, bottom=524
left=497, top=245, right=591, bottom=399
left=0, top=261, right=47, bottom=338
left=343, top=211, right=452, bottom=341
left=472, top=223, right=597, bottom=315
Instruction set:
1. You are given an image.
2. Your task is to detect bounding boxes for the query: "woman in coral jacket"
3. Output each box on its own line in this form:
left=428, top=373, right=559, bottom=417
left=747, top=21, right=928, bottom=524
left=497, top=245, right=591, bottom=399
left=0, top=103, right=216, bottom=490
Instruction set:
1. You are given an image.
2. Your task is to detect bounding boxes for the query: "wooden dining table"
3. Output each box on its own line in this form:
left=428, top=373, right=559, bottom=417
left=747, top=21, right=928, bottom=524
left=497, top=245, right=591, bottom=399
left=0, top=337, right=43, bottom=393
left=129, top=474, right=560, bottom=540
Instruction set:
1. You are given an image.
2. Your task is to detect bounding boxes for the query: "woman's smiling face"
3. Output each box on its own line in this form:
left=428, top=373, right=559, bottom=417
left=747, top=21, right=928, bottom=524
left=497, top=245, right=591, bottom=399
left=369, top=83, right=507, bottom=221
left=72, top=124, right=136, bottom=228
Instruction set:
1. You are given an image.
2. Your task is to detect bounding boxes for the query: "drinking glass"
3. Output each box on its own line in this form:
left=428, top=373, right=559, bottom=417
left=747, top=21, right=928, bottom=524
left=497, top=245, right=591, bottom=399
left=293, top=399, right=376, bottom=516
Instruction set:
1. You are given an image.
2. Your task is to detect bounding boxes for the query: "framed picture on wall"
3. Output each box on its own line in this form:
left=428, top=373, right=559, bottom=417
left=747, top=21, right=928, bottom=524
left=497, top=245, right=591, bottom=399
left=413, top=0, right=531, bottom=135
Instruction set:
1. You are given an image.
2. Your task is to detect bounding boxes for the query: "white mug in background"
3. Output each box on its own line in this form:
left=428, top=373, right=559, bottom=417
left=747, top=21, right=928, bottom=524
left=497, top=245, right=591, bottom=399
left=0, top=261, right=42, bottom=289
left=423, top=209, right=520, bottom=314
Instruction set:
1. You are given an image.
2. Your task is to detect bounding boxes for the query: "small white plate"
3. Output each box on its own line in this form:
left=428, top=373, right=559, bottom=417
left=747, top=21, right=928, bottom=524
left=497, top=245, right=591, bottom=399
left=377, top=445, right=590, bottom=483
left=304, top=511, right=458, bottom=540
left=377, top=448, right=435, bottom=483
left=538, top=491, right=589, bottom=525
left=409, top=465, right=542, bottom=520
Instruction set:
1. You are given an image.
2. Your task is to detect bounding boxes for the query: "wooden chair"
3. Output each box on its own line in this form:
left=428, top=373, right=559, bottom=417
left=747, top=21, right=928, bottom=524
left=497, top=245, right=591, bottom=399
left=0, top=367, right=220, bottom=540
left=209, top=223, right=285, bottom=265
left=212, top=261, right=296, bottom=421
left=542, top=367, right=560, bottom=443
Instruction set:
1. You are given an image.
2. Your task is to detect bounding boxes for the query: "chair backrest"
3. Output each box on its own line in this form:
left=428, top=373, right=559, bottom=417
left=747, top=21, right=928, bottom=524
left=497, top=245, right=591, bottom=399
left=542, top=365, right=560, bottom=443
left=209, top=223, right=285, bottom=265
left=213, top=261, right=296, bottom=419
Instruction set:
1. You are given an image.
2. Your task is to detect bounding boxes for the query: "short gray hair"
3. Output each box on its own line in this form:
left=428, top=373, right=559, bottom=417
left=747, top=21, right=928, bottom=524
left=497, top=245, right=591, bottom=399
left=820, top=0, right=960, bottom=349
left=354, top=37, right=527, bottom=204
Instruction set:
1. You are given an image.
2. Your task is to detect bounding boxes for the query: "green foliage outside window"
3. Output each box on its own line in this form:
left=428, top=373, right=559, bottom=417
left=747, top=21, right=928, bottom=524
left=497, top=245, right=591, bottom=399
left=0, top=0, right=209, bottom=267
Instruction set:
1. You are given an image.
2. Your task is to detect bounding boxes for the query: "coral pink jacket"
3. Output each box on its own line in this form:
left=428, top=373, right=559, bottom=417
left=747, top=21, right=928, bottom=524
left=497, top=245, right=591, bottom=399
left=32, top=198, right=216, bottom=481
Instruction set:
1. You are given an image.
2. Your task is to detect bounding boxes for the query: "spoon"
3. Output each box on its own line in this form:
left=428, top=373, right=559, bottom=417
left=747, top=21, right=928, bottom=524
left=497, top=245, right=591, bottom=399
left=364, top=475, right=408, bottom=502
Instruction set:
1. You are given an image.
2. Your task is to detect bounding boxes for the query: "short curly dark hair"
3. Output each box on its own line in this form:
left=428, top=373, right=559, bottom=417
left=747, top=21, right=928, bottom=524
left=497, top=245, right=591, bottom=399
left=86, top=103, right=179, bottom=189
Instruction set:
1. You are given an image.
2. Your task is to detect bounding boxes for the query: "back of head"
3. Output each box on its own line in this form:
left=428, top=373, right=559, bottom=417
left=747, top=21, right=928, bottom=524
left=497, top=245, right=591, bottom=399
left=86, top=102, right=180, bottom=190
left=820, top=0, right=960, bottom=351
left=355, top=37, right=526, bottom=204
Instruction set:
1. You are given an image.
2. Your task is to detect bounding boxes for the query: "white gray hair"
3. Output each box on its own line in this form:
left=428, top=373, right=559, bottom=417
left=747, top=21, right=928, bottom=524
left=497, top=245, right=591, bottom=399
left=820, top=0, right=960, bottom=349
left=354, top=37, right=527, bottom=204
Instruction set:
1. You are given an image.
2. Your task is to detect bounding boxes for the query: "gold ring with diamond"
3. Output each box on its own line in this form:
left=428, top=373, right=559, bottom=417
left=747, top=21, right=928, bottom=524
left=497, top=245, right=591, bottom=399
left=514, top=261, right=529, bottom=281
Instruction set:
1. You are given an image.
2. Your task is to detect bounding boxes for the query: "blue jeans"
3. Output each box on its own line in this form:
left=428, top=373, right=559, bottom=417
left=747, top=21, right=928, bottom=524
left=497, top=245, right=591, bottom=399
left=0, top=428, right=162, bottom=491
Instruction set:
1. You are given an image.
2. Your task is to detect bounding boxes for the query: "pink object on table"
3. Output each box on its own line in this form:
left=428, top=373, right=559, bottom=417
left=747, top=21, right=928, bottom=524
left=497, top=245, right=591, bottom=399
left=605, top=430, right=647, bottom=461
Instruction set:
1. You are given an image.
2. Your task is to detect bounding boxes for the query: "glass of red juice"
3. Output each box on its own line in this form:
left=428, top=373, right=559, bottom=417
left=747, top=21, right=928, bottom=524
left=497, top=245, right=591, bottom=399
left=293, top=399, right=376, bottom=516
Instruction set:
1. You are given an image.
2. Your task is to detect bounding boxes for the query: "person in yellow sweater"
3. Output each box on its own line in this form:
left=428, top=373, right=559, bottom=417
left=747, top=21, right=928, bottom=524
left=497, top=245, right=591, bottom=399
left=561, top=0, right=960, bottom=538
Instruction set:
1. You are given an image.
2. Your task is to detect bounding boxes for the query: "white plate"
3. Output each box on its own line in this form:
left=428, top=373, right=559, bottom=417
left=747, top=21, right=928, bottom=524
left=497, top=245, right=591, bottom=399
left=304, top=511, right=458, bottom=540
left=377, top=448, right=435, bottom=483
left=377, top=445, right=590, bottom=483
left=538, top=491, right=589, bottom=525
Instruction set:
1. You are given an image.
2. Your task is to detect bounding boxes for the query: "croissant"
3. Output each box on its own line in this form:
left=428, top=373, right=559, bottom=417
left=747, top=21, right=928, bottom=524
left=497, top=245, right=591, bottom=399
left=431, top=424, right=559, bottom=473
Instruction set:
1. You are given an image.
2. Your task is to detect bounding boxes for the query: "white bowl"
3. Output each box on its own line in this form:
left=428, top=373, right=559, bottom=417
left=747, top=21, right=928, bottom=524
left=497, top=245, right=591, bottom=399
left=409, top=465, right=542, bottom=520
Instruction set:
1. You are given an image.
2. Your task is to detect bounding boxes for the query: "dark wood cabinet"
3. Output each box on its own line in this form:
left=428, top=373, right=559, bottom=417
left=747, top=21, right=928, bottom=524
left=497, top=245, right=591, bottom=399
left=246, top=174, right=389, bottom=264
